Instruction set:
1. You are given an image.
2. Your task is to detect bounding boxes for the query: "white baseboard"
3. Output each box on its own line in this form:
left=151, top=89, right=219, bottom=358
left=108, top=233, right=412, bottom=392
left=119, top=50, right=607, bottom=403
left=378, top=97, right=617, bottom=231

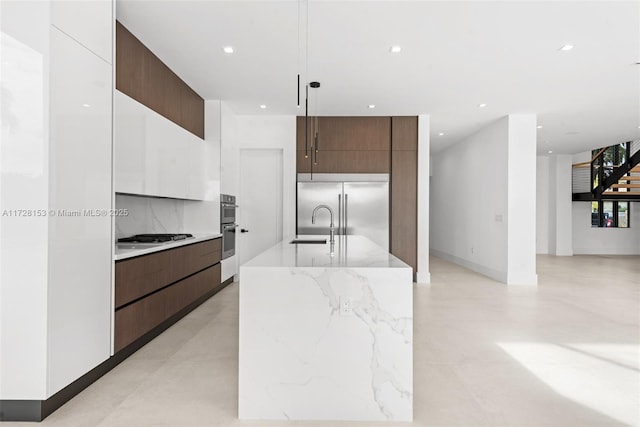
left=430, top=249, right=507, bottom=283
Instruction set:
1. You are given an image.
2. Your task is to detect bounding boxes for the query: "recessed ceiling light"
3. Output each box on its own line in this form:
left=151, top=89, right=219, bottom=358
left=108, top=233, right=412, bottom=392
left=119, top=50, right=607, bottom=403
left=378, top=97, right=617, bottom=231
left=478, top=103, right=487, bottom=108
left=259, top=105, right=266, bottom=109
left=222, top=46, right=234, bottom=54
left=548, top=150, right=553, bottom=154
left=537, top=125, right=543, bottom=129
left=82, top=103, right=91, bottom=108
left=438, top=132, right=445, bottom=136
left=559, top=44, right=573, bottom=51
left=389, top=46, right=402, bottom=53
left=368, top=104, right=376, bottom=109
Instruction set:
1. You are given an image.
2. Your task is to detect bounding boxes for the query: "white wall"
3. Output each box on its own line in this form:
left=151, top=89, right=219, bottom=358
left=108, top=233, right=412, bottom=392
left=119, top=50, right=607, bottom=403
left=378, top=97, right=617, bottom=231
left=536, top=156, right=550, bottom=254
left=218, top=106, right=295, bottom=279
left=573, top=202, right=640, bottom=254
left=416, top=115, right=430, bottom=283
left=506, top=115, right=537, bottom=284
left=430, top=115, right=537, bottom=284
left=547, top=155, right=573, bottom=256
left=220, top=102, right=239, bottom=196
left=431, top=117, right=509, bottom=281
left=220, top=107, right=296, bottom=236
left=237, top=115, right=296, bottom=237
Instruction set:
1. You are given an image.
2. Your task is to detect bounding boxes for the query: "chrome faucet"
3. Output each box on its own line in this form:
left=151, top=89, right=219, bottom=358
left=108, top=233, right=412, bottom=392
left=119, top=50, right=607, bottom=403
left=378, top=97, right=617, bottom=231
left=312, top=205, right=335, bottom=244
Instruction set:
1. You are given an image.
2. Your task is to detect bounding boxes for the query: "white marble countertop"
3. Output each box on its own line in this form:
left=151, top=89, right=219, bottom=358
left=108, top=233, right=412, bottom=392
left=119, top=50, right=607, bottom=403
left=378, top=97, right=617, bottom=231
left=242, top=235, right=410, bottom=269
left=114, top=233, right=222, bottom=261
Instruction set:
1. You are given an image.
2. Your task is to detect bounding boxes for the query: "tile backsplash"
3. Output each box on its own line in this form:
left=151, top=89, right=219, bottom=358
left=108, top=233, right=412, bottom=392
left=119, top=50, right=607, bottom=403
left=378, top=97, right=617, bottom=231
left=115, top=194, right=185, bottom=239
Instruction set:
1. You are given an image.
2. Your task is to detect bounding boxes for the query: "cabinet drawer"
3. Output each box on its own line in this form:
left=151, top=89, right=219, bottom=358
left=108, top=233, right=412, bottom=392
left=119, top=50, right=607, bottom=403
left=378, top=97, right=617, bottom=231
left=114, top=263, right=221, bottom=352
left=115, top=238, right=221, bottom=308
left=115, top=249, right=171, bottom=308
left=184, top=238, right=221, bottom=276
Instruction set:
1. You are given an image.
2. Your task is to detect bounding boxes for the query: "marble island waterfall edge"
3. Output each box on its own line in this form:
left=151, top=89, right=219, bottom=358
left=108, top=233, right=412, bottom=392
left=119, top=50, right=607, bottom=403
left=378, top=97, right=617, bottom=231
left=238, top=236, right=413, bottom=421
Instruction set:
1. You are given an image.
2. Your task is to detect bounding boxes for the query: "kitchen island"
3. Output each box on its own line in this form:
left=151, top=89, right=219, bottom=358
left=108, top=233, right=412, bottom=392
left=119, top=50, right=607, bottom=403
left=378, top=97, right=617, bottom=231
left=239, top=235, right=413, bottom=421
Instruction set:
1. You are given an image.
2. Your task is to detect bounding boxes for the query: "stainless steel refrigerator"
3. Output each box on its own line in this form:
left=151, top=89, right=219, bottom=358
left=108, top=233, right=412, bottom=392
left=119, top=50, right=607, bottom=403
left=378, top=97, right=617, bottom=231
left=297, top=175, right=389, bottom=249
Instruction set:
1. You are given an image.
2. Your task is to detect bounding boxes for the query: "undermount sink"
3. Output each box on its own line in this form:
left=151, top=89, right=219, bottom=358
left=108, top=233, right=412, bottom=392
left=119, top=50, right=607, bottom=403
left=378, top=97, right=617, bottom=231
left=290, top=238, right=327, bottom=244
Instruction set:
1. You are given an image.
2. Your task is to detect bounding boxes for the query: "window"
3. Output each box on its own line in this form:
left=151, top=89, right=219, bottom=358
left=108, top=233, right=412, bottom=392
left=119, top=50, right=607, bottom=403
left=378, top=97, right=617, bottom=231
left=591, top=201, right=629, bottom=228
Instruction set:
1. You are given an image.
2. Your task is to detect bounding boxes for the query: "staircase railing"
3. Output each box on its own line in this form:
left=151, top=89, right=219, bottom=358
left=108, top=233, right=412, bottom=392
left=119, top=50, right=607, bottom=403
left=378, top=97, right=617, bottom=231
left=571, top=147, right=606, bottom=194
left=571, top=162, right=591, bottom=193
left=572, top=140, right=640, bottom=200
left=598, top=140, right=640, bottom=194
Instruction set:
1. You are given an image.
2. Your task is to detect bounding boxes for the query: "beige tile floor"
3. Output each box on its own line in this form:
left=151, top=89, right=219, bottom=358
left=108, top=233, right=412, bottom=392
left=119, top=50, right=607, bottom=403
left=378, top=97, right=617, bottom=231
left=5, top=255, right=639, bottom=427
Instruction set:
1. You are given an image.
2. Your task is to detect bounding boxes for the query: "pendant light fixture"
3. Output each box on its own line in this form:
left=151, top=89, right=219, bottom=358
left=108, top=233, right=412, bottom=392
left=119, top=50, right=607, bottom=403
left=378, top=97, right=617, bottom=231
left=309, top=81, right=320, bottom=166
left=305, top=84, right=309, bottom=159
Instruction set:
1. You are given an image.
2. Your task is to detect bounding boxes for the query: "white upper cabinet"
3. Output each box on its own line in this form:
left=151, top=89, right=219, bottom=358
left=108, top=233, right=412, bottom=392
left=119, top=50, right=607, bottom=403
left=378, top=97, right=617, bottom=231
left=115, top=90, right=147, bottom=194
left=51, top=0, right=113, bottom=64
left=115, top=91, right=206, bottom=200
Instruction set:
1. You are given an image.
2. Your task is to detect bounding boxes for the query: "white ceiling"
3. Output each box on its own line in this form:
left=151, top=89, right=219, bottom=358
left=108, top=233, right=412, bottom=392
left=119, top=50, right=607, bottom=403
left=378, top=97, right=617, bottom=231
left=116, top=0, right=640, bottom=154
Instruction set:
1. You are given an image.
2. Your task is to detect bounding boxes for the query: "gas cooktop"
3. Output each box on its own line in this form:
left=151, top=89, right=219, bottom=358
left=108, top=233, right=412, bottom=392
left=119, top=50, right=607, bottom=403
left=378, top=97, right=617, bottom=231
left=117, top=233, right=193, bottom=244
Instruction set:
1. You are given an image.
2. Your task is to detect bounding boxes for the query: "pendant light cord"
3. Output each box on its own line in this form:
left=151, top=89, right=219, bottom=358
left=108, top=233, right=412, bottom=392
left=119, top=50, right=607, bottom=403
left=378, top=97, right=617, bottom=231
left=297, top=0, right=300, bottom=107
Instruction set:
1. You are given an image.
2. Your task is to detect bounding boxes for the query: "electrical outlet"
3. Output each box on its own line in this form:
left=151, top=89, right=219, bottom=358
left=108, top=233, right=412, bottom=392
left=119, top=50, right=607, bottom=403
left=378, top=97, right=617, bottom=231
left=340, top=297, right=353, bottom=316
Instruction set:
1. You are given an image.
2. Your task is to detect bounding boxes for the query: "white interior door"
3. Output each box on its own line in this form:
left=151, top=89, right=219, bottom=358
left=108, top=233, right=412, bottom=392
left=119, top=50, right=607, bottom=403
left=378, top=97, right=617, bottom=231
left=238, top=149, right=283, bottom=267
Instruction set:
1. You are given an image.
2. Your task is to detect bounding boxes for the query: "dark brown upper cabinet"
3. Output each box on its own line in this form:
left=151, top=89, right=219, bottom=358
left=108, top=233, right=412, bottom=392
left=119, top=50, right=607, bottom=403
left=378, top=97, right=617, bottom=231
left=116, top=21, right=204, bottom=139
left=296, top=116, right=390, bottom=174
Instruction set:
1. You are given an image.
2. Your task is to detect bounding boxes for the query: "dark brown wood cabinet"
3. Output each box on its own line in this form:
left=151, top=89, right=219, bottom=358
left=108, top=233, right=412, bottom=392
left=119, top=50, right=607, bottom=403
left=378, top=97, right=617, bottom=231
left=296, top=115, right=418, bottom=276
left=296, top=117, right=390, bottom=173
left=115, top=239, right=221, bottom=308
left=114, top=264, right=221, bottom=352
left=116, top=21, right=204, bottom=138
left=114, top=238, right=223, bottom=352
left=390, top=117, right=418, bottom=275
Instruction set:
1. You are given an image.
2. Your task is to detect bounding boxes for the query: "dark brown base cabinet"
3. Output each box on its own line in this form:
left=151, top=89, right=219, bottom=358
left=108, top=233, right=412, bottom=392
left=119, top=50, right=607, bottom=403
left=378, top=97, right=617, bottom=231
left=114, top=238, right=222, bottom=352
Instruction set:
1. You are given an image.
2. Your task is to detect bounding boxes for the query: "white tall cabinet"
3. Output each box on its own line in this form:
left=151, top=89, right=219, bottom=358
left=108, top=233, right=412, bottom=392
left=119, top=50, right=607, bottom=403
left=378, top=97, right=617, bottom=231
left=0, top=0, right=113, bottom=407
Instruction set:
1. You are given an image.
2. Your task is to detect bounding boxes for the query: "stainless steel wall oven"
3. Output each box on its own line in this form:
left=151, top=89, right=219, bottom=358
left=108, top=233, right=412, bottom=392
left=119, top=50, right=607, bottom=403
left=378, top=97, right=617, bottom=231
left=220, top=194, right=237, bottom=259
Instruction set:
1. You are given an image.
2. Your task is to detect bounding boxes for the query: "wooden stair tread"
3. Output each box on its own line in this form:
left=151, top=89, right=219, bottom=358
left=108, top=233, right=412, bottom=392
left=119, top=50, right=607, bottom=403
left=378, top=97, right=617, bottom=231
left=618, top=175, right=640, bottom=181
left=611, top=183, right=640, bottom=189
left=602, top=192, right=640, bottom=196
